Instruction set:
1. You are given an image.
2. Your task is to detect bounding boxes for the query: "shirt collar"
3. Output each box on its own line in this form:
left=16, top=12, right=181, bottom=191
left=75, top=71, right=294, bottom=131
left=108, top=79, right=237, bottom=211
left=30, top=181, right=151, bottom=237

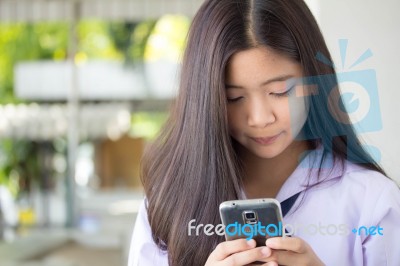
left=275, top=147, right=364, bottom=202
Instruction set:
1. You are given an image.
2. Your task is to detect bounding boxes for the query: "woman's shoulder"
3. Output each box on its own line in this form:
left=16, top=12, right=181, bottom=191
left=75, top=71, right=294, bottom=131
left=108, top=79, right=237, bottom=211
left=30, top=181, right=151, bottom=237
left=342, top=160, right=399, bottom=195
left=337, top=160, right=400, bottom=223
left=305, top=149, right=399, bottom=196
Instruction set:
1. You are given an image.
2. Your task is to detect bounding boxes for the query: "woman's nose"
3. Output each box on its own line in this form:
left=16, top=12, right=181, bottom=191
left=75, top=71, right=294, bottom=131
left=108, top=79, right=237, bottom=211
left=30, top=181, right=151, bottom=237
left=247, top=99, right=276, bottom=128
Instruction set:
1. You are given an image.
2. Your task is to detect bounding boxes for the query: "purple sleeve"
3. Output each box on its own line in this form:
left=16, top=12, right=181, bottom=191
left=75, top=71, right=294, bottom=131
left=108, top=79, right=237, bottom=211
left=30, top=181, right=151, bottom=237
left=128, top=199, right=169, bottom=266
left=362, top=180, right=400, bottom=266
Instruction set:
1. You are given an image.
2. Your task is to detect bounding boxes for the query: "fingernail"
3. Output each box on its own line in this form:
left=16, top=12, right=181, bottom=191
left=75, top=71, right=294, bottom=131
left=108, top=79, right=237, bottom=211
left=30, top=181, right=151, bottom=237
left=261, top=247, right=271, bottom=256
left=247, top=239, right=255, bottom=247
left=266, top=238, right=278, bottom=247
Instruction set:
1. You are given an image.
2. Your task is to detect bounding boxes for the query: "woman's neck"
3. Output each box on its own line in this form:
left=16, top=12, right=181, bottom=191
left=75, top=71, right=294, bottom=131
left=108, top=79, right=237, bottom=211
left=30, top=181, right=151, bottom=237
left=240, top=140, right=310, bottom=199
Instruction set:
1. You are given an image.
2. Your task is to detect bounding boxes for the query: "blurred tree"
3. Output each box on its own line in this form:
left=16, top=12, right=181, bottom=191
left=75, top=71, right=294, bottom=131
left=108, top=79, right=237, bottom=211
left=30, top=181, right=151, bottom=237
left=76, top=19, right=123, bottom=63
left=144, top=15, right=190, bottom=62
left=128, top=20, right=157, bottom=64
left=108, top=21, right=137, bottom=63
left=0, top=140, right=41, bottom=197
left=0, top=22, right=68, bottom=104
left=106, top=19, right=158, bottom=66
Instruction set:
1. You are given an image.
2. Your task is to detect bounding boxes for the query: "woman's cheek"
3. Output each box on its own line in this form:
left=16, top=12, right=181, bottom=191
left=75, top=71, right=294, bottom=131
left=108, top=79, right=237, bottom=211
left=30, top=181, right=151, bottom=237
left=287, top=95, right=309, bottom=139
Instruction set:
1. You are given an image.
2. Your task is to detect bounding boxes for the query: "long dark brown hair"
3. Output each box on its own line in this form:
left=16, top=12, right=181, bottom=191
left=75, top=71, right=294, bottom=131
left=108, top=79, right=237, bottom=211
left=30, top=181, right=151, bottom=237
left=141, top=0, right=387, bottom=265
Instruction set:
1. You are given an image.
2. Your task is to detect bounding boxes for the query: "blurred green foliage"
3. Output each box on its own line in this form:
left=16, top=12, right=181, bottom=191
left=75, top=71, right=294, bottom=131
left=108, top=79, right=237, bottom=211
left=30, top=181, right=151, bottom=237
left=144, top=14, right=190, bottom=62
left=109, top=20, right=157, bottom=65
left=0, top=19, right=168, bottom=103
left=0, top=140, right=40, bottom=196
left=0, top=22, right=69, bottom=104
left=130, top=112, right=168, bottom=140
left=77, top=20, right=123, bottom=61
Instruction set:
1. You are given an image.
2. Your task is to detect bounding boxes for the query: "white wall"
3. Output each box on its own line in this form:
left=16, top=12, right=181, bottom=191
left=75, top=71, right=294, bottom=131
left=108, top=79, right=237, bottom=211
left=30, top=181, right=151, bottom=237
left=305, top=0, right=400, bottom=183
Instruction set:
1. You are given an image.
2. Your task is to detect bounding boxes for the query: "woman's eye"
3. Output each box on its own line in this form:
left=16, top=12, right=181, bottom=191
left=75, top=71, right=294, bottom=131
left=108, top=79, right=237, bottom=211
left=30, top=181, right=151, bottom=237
left=227, top=97, right=243, bottom=103
left=271, top=86, right=294, bottom=97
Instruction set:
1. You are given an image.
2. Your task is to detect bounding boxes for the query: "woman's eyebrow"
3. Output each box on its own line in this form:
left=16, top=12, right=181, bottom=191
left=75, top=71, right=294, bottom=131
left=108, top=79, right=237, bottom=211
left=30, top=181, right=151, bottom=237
left=225, top=74, right=294, bottom=89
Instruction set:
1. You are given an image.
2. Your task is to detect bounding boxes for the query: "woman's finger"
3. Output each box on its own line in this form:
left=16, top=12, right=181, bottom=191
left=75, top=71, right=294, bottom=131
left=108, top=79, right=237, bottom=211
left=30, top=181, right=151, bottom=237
left=266, top=237, right=307, bottom=253
left=264, top=249, right=299, bottom=266
left=222, top=246, right=272, bottom=266
left=210, top=239, right=256, bottom=261
left=264, top=237, right=324, bottom=266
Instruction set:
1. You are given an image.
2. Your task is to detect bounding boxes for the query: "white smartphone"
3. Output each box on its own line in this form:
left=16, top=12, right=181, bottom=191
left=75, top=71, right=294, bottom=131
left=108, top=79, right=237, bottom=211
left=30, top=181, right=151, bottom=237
left=219, top=198, right=283, bottom=246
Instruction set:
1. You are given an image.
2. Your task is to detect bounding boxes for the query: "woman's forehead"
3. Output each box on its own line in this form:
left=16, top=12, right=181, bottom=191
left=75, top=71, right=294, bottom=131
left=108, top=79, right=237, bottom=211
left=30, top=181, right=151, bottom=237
left=225, top=47, right=303, bottom=85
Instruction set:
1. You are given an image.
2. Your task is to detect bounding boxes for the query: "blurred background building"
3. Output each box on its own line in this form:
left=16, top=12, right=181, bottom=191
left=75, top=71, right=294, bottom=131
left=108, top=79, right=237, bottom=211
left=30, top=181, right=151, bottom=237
left=0, top=0, right=399, bottom=265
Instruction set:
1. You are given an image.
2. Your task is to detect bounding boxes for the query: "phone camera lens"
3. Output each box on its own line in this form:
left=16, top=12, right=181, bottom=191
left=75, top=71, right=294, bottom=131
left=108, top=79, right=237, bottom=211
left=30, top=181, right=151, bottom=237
left=244, top=210, right=257, bottom=220
left=243, top=211, right=258, bottom=224
left=245, top=212, right=255, bottom=219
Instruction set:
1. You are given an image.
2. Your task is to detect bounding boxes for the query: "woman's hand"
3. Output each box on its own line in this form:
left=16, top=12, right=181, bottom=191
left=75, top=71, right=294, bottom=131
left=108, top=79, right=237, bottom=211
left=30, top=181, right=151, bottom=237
left=260, top=237, right=325, bottom=266
left=205, top=238, right=274, bottom=266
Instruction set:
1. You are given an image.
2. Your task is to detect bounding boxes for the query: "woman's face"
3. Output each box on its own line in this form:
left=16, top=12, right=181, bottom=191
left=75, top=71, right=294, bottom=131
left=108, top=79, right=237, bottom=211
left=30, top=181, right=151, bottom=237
left=225, top=46, right=309, bottom=159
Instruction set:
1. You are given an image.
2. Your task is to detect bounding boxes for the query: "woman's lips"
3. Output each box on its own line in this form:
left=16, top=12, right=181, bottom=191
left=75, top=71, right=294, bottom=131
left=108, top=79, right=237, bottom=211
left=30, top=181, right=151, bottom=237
left=251, top=133, right=282, bottom=145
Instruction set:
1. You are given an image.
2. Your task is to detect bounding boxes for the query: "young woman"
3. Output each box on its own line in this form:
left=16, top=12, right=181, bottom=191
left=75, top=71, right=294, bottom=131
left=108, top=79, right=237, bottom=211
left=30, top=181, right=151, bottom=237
left=128, top=0, right=400, bottom=265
